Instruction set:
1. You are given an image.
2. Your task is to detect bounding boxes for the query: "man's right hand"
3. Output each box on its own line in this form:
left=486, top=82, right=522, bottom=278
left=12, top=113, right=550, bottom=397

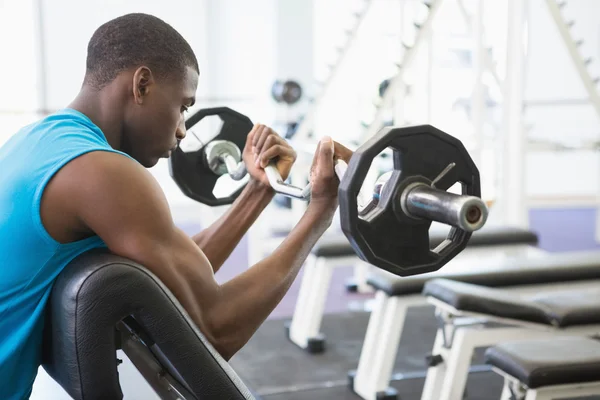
left=308, top=137, right=354, bottom=214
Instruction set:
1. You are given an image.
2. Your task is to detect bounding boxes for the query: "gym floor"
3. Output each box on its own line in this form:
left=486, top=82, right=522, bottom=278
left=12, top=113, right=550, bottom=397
left=31, top=206, right=600, bottom=399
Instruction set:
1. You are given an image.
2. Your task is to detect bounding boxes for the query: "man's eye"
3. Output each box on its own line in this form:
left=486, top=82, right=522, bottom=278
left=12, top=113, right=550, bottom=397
left=181, top=106, right=189, bottom=113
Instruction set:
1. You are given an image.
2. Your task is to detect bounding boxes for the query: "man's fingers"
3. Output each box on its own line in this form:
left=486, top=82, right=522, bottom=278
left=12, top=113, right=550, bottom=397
left=316, top=136, right=335, bottom=178
left=259, top=145, right=296, bottom=168
left=256, top=135, right=278, bottom=166
left=333, top=141, right=353, bottom=163
left=251, top=124, right=266, bottom=149
left=253, top=126, right=272, bottom=153
left=246, top=124, right=261, bottom=151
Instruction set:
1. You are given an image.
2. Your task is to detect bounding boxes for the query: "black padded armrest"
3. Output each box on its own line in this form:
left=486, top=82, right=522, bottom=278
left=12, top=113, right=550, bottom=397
left=42, top=249, right=254, bottom=400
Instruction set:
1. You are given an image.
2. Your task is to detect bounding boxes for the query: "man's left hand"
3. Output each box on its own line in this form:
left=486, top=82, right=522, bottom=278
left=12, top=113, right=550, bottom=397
left=243, top=124, right=296, bottom=188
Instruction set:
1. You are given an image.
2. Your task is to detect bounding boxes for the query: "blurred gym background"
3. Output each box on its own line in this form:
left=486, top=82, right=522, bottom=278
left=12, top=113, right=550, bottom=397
left=2, top=0, right=600, bottom=398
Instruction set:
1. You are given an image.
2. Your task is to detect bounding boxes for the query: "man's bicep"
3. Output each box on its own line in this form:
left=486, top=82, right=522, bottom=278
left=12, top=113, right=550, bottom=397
left=69, top=153, right=219, bottom=320
left=73, top=153, right=174, bottom=254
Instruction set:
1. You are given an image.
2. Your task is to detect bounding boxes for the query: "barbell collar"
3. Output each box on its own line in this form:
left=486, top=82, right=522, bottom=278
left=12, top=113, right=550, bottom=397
left=401, top=183, right=488, bottom=232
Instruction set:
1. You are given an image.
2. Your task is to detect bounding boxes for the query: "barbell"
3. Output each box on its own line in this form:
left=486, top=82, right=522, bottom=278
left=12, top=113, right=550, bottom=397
left=169, top=107, right=489, bottom=277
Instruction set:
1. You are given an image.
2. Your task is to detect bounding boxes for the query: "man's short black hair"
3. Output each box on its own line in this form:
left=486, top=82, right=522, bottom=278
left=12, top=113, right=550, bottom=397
left=84, top=13, right=199, bottom=89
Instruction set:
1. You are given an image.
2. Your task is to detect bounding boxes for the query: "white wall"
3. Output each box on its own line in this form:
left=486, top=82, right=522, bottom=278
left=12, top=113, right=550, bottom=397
left=201, top=0, right=277, bottom=121
left=0, top=1, right=40, bottom=146
left=0, top=1, right=37, bottom=112
left=39, top=0, right=210, bottom=110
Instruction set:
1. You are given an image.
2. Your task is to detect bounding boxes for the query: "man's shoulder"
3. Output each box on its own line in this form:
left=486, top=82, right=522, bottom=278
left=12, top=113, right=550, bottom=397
left=26, top=109, right=135, bottom=169
left=37, top=108, right=107, bottom=143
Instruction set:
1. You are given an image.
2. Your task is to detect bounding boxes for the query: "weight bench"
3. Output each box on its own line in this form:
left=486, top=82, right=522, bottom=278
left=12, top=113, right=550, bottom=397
left=349, top=250, right=600, bottom=400
left=287, top=225, right=540, bottom=353
left=485, top=336, right=600, bottom=400
left=41, top=249, right=255, bottom=400
left=414, top=275, right=600, bottom=400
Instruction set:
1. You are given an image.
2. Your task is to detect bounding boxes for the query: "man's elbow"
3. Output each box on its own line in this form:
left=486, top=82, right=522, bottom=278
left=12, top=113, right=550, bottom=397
left=202, top=312, right=244, bottom=361
left=202, top=324, right=240, bottom=361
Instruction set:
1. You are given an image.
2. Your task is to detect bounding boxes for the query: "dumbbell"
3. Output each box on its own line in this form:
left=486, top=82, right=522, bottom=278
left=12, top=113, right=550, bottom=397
left=169, top=107, right=489, bottom=277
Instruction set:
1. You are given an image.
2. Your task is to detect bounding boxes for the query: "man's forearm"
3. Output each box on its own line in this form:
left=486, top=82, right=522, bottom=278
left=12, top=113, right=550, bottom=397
left=206, top=203, right=335, bottom=360
left=192, top=179, right=274, bottom=273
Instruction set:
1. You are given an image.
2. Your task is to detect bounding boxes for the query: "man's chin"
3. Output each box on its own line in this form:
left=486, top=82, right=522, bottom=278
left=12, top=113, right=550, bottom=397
left=140, top=157, right=161, bottom=168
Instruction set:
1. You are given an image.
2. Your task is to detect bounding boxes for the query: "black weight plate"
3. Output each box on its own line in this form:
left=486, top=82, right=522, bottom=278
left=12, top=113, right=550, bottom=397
left=169, top=107, right=253, bottom=206
left=339, top=125, right=481, bottom=277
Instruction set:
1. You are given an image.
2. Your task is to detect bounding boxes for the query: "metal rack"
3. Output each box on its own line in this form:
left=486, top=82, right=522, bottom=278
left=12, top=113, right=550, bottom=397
left=292, top=0, right=374, bottom=143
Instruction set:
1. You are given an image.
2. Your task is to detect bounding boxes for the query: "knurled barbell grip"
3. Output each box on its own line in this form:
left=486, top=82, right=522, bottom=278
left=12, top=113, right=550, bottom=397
left=401, top=183, right=488, bottom=231
left=263, top=160, right=348, bottom=200
left=220, top=153, right=346, bottom=200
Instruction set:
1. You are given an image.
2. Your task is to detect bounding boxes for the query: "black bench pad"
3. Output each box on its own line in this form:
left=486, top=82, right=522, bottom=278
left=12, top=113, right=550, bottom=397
left=422, top=278, right=600, bottom=327
left=42, top=249, right=253, bottom=400
left=368, top=250, right=600, bottom=296
left=485, top=337, right=600, bottom=388
left=310, top=225, right=539, bottom=258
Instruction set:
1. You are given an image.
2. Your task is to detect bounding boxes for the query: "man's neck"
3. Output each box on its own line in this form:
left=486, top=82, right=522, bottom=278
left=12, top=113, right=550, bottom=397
left=68, top=84, right=125, bottom=151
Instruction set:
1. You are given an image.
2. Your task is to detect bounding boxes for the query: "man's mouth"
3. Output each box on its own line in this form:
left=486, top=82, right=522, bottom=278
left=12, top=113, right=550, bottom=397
left=164, top=145, right=178, bottom=158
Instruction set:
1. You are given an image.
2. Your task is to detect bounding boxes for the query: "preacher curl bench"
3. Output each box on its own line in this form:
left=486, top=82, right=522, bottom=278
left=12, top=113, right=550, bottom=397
left=41, top=249, right=254, bottom=400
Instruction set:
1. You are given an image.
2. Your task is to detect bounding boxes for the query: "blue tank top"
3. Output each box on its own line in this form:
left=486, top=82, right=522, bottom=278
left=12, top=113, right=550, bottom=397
left=0, top=109, right=133, bottom=399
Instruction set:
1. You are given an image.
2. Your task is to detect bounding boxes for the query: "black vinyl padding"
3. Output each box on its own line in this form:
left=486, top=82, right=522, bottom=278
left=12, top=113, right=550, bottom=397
left=422, top=278, right=600, bottom=327
left=310, top=225, right=538, bottom=258
left=41, top=249, right=254, bottom=400
left=485, top=337, right=600, bottom=388
left=367, top=250, right=600, bottom=296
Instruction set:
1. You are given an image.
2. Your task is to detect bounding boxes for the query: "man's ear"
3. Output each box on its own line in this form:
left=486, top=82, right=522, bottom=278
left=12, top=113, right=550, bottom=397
left=132, top=66, right=154, bottom=104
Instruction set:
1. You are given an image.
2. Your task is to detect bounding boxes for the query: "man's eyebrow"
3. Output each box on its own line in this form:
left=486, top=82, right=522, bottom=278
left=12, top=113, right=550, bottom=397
left=185, top=97, right=196, bottom=107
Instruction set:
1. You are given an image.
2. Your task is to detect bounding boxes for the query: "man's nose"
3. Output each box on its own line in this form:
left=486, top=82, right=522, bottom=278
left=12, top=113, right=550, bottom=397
left=176, top=117, right=186, bottom=140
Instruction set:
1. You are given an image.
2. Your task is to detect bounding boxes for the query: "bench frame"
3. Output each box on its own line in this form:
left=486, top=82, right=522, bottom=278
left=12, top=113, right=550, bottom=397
left=286, top=254, right=368, bottom=351
left=287, top=244, right=543, bottom=353
left=350, top=279, right=600, bottom=400
left=494, top=368, right=600, bottom=400
left=420, top=293, right=600, bottom=400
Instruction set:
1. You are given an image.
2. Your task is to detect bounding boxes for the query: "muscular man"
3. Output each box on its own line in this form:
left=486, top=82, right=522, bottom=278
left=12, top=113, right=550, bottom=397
left=0, top=13, right=351, bottom=399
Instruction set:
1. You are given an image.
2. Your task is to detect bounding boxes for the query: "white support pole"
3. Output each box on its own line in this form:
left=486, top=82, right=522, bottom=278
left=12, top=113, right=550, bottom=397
left=32, top=0, right=47, bottom=114
left=363, top=0, right=444, bottom=141
left=499, top=0, right=528, bottom=228
left=470, top=0, right=485, bottom=168
left=426, top=24, right=434, bottom=123
left=456, top=0, right=503, bottom=90
left=392, top=0, right=406, bottom=126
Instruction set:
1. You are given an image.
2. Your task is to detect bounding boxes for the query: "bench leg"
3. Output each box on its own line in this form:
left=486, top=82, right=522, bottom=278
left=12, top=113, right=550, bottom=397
left=346, top=261, right=375, bottom=294
left=287, top=255, right=332, bottom=353
left=351, top=292, right=411, bottom=400
left=499, top=380, right=513, bottom=400
left=423, top=324, right=559, bottom=400
left=435, top=328, right=475, bottom=400
left=525, top=390, right=546, bottom=400
left=421, top=328, right=450, bottom=400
